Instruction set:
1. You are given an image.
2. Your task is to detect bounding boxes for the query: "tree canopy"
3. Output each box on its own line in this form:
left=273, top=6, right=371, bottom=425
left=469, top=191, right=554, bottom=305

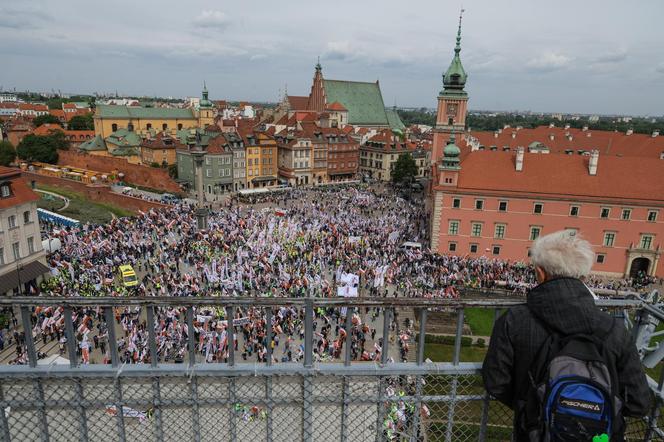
left=68, top=113, right=94, bottom=130
left=0, top=140, right=16, bottom=166
left=16, top=132, right=70, bottom=164
left=391, top=153, right=418, bottom=185
left=33, top=114, right=63, bottom=128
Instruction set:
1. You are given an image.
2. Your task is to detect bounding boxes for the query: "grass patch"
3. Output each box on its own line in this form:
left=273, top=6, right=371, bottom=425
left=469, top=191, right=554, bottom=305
left=465, top=308, right=499, bottom=336
left=37, top=184, right=134, bottom=224
left=424, top=343, right=488, bottom=363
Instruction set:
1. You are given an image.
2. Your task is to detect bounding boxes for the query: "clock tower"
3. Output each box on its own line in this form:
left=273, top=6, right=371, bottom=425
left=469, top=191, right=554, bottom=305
left=432, top=11, right=469, bottom=164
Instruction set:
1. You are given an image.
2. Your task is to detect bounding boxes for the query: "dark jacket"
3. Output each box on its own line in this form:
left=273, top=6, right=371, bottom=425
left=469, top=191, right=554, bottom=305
left=482, top=277, right=652, bottom=441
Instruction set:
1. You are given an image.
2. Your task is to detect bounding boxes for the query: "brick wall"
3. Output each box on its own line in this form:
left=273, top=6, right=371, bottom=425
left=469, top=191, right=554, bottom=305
left=23, top=172, right=169, bottom=213
left=57, top=151, right=181, bottom=193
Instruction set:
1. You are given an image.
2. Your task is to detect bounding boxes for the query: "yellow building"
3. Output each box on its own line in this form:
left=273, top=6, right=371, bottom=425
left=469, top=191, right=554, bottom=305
left=242, top=132, right=278, bottom=188
left=94, top=86, right=214, bottom=138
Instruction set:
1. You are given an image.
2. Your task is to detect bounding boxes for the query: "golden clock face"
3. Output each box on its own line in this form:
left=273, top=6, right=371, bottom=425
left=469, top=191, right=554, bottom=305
left=447, top=103, right=458, bottom=116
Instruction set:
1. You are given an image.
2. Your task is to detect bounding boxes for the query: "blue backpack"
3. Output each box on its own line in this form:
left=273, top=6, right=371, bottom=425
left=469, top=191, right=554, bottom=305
left=526, top=315, right=620, bottom=441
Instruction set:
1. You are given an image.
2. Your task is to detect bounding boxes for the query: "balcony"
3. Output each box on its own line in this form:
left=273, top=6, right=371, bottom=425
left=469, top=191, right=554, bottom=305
left=0, top=291, right=662, bottom=441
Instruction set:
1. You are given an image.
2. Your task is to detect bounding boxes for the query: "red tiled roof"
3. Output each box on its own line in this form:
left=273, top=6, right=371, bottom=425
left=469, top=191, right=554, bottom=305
left=445, top=150, right=664, bottom=204
left=62, top=103, right=77, bottom=109
left=0, top=102, right=18, bottom=109
left=287, top=95, right=309, bottom=111
left=0, top=168, right=40, bottom=209
left=326, top=101, right=347, bottom=111
left=140, top=132, right=184, bottom=149
left=464, top=126, right=664, bottom=158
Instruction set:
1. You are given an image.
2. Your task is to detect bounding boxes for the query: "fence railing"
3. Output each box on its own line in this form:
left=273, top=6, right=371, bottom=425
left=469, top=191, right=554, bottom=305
left=0, top=292, right=661, bottom=441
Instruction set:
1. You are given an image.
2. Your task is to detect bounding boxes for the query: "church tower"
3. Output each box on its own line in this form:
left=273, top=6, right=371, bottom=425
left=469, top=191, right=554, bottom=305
left=432, top=11, right=469, bottom=164
left=198, top=82, right=214, bottom=129
left=307, top=58, right=326, bottom=112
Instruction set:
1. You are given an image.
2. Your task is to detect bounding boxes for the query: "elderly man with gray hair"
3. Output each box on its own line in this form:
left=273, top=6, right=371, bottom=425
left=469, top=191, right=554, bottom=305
left=483, top=230, right=651, bottom=441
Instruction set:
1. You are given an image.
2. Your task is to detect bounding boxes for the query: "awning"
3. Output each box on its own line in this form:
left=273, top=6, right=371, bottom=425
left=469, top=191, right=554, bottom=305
left=251, top=176, right=277, bottom=183
left=0, top=260, right=50, bottom=294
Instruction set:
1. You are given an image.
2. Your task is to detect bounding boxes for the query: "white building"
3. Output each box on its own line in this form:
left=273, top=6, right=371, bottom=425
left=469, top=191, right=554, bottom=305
left=0, top=167, right=49, bottom=295
left=0, top=93, right=17, bottom=103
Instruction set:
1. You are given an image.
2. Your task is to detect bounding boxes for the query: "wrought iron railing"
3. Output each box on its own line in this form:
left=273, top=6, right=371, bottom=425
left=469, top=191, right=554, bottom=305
left=0, top=291, right=661, bottom=441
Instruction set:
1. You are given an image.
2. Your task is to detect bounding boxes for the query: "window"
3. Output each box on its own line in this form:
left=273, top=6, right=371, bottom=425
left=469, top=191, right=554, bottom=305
left=470, top=244, right=478, bottom=253
left=205, top=157, right=211, bottom=165
left=206, top=169, right=211, bottom=178
left=492, top=246, right=501, bottom=255
left=621, top=209, right=631, bottom=220
left=23, top=211, right=30, bottom=224
left=162, top=123, right=168, bottom=130
left=569, top=205, right=579, bottom=217
left=471, top=222, right=482, bottom=237
left=12, top=242, right=19, bottom=260
left=533, top=203, right=543, bottom=214
left=603, top=232, right=615, bottom=247
left=596, top=254, right=605, bottom=264
left=448, top=242, right=457, bottom=252
left=0, top=248, right=3, bottom=265
left=452, top=198, right=461, bottom=209
left=8, top=215, right=16, bottom=229
left=530, top=226, right=541, bottom=241
left=0, top=184, right=10, bottom=198
left=498, top=201, right=508, bottom=212
left=111, top=123, right=118, bottom=132
left=448, top=220, right=459, bottom=235
left=648, top=211, right=658, bottom=222
left=494, top=224, right=506, bottom=239
left=640, top=235, right=654, bottom=250
left=475, top=199, right=484, bottom=210
left=600, top=208, right=610, bottom=219
left=27, top=237, right=34, bottom=254
left=178, top=123, right=183, bottom=130
left=146, top=123, right=152, bottom=130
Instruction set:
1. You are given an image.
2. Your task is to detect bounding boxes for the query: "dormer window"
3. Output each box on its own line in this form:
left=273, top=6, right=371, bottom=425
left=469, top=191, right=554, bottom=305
left=0, top=183, right=10, bottom=198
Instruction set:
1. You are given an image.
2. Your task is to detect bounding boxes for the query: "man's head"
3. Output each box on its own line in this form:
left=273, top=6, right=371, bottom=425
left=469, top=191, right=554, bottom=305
left=529, top=230, right=594, bottom=284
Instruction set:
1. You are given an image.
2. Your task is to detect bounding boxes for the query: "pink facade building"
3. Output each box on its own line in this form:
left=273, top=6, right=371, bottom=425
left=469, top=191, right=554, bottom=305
left=429, top=16, right=664, bottom=278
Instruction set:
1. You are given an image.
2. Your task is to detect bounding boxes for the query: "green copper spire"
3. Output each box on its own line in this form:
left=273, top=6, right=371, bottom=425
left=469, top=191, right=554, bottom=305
left=315, top=56, right=322, bottom=72
left=442, top=130, right=461, bottom=170
left=442, top=9, right=468, bottom=95
left=200, top=81, right=212, bottom=108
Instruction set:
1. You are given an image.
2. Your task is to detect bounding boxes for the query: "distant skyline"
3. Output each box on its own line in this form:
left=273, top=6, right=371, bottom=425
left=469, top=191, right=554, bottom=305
left=1, top=0, right=663, bottom=116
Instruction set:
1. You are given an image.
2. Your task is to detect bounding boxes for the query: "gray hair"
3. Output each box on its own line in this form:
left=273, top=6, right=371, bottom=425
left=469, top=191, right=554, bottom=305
left=530, top=230, right=594, bottom=279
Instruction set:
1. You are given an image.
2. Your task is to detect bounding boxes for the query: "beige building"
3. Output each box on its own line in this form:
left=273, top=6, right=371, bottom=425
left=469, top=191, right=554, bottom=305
left=359, top=129, right=413, bottom=182
left=0, top=167, right=49, bottom=295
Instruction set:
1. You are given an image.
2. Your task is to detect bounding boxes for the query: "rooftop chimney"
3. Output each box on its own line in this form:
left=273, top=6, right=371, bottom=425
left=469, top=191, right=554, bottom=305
left=494, top=132, right=499, bottom=138
left=589, top=149, right=599, bottom=176
left=549, top=123, right=555, bottom=128
left=516, top=147, right=524, bottom=172
left=653, top=130, right=660, bottom=138
left=564, top=124, right=570, bottom=130
left=511, top=132, right=516, bottom=139
left=626, top=129, right=633, bottom=136
left=549, top=134, right=555, bottom=141
left=582, top=125, right=588, bottom=132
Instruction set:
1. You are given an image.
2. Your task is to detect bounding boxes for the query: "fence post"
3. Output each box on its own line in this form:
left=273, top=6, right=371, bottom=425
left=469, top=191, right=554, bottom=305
left=340, top=376, right=350, bottom=441
left=190, top=376, right=201, bottom=442
left=304, top=299, right=314, bottom=368
left=104, top=307, right=119, bottom=367
left=74, top=378, right=89, bottom=442
left=35, top=379, right=49, bottom=442
left=265, top=377, right=273, bottom=442
left=645, top=364, right=664, bottom=441
left=147, top=306, right=158, bottom=367
left=381, top=307, right=391, bottom=365
left=417, top=308, right=427, bottom=365
left=20, top=306, right=37, bottom=368
left=226, top=306, right=235, bottom=366
left=113, top=377, right=126, bottom=442
left=63, top=306, right=78, bottom=368
left=445, top=308, right=465, bottom=442
left=344, top=307, right=352, bottom=366
left=303, top=374, right=314, bottom=442
left=229, top=378, right=237, bottom=442
left=266, top=307, right=273, bottom=366
left=186, top=307, right=196, bottom=366
left=152, top=377, right=164, bottom=441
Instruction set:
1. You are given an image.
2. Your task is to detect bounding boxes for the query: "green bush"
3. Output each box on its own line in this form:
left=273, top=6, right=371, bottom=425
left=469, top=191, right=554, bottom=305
left=476, top=338, right=486, bottom=348
left=418, top=333, right=473, bottom=347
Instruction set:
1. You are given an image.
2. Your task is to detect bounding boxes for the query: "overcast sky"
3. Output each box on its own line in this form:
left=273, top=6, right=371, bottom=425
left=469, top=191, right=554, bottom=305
left=1, top=0, right=663, bottom=115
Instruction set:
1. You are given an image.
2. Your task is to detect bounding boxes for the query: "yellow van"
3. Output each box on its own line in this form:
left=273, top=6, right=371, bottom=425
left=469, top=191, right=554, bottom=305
left=119, top=265, right=138, bottom=287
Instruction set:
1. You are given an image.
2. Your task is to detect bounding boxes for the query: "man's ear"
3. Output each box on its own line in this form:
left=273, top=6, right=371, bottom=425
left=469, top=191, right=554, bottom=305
left=535, top=266, right=547, bottom=284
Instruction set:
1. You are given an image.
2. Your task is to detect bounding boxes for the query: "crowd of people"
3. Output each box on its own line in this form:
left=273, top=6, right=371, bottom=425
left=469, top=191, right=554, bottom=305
left=0, top=185, right=658, bottom=366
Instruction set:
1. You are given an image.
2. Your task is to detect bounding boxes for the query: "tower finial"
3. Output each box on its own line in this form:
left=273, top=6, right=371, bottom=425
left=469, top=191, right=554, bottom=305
left=455, top=8, right=464, bottom=54
left=316, top=56, right=322, bottom=71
